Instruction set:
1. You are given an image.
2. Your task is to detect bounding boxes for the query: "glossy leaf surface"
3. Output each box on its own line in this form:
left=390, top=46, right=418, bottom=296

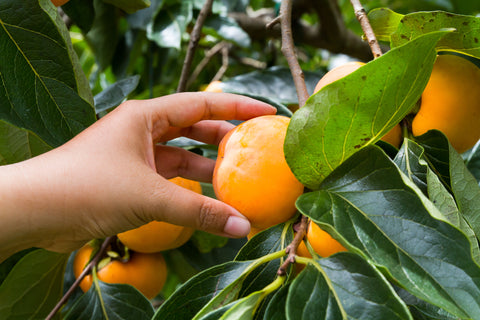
left=284, top=31, right=447, bottom=189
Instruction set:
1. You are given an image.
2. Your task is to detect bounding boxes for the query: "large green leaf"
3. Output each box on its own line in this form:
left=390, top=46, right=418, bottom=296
left=0, top=250, right=68, bottom=320
left=0, top=120, right=52, bottom=165
left=0, top=0, right=96, bottom=147
left=147, top=1, right=193, bottom=49
left=286, top=254, right=411, bottom=320
left=416, top=130, right=480, bottom=254
left=63, top=281, right=154, bottom=320
left=393, top=138, right=480, bottom=262
left=285, top=31, right=448, bottom=189
left=369, top=8, right=480, bottom=58
left=296, top=146, right=480, bottom=319
left=154, top=260, right=257, bottom=319
left=391, top=11, right=480, bottom=58
left=286, top=264, right=344, bottom=319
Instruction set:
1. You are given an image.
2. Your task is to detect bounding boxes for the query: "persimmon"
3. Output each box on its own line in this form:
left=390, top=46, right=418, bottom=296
left=203, top=80, right=223, bottom=93
left=117, top=177, right=200, bottom=253
left=412, top=54, right=480, bottom=153
left=51, top=0, right=69, bottom=6
left=73, top=244, right=167, bottom=300
left=213, top=115, right=304, bottom=230
left=314, top=61, right=403, bottom=148
left=305, top=222, right=346, bottom=257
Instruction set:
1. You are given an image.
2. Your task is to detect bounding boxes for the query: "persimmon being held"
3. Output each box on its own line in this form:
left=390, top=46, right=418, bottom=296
left=213, top=115, right=304, bottom=230
left=117, top=177, right=200, bottom=253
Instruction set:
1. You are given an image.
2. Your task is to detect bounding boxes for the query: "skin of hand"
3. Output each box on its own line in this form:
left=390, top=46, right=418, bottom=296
left=0, top=92, right=276, bottom=262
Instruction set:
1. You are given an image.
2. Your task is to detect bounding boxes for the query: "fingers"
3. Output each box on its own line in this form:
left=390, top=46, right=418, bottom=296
left=143, top=92, right=276, bottom=140
left=160, top=120, right=236, bottom=144
left=144, top=177, right=250, bottom=238
left=154, top=145, right=215, bottom=182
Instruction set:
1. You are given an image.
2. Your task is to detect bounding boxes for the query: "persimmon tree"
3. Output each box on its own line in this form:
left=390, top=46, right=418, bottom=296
left=1, top=0, right=480, bottom=319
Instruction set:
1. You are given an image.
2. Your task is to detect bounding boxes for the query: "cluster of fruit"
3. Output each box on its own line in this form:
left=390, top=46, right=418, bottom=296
left=213, top=53, right=480, bottom=260
left=73, top=177, right=201, bottom=300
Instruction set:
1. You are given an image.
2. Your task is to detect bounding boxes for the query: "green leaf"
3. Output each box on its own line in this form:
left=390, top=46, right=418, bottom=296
left=103, top=0, right=151, bottom=14
left=219, top=291, right=265, bottom=320
left=204, top=15, right=251, bottom=48
left=62, top=0, right=95, bottom=33
left=147, top=2, right=193, bottom=49
left=393, top=138, right=480, bottom=262
left=393, top=138, right=428, bottom=195
left=286, top=264, right=344, bottom=319
left=0, top=250, right=68, bottom=320
left=316, top=253, right=411, bottom=320
left=285, top=31, right=449, bottom=189
left=0, top=248, right=37, bottom=287
left=0, top=0, right=96, bottom=147
left=263, top=283, right=289, bottom=320
left=94, top=75, right=140, bottom=114
left=85, top=0, right=120, bottom=70
left=287, top=253, right=411, bottom=320
left=391, top=11, right=480, bottom=58
left=368, top=8, right=404, bottom=42
left=189, top=230, right=229, bottom=254
left=154, top=261, right=255, bottom=319
left=63, top=281, right=154, bottom=320
left=417, top=130, right=480, bottom=258
left=296, top=146, right=480, bottom=319
left=220, top=66, right=323, bottom=107
left=0, top=120, right=52, bottom=165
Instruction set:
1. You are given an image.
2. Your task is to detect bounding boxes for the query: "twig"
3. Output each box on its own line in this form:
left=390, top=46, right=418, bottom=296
left=277, top=216, right=309, bottom=275
left=46, top=236, right=116, bottom=320
left=349, top=0, right=382, bottom=58
left=211, top=45, right=229, bottom=82
left=279, top=0, right=309, bottom=107
left=177, top=0, right=214, bottom=92
left=187, top=41, right=229, bottom=88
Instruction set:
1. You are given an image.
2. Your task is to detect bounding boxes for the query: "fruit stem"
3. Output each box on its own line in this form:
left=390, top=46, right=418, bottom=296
left=45, top=236, right=116, bottom=320
left=349, top=0, right=383, bottom=59
left=278, top=0, right=310, bottom=107
left=277, top=215, right=309, bottom=276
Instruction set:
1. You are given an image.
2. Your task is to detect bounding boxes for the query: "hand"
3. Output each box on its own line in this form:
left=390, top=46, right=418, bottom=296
left=0, top=92, right=276, bottom=260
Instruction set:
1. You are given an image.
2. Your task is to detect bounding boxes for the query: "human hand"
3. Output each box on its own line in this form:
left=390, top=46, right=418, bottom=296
left=0, top=92, right=276, bottom=258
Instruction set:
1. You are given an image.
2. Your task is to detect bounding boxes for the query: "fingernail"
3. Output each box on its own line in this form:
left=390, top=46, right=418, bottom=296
left=224, top=216, right=251, bottom=237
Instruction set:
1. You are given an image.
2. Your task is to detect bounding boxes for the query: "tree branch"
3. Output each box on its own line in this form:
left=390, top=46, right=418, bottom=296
left=177, top=0, right=214, bottom=92
left=229, top=0, right=373, bottom=62
left=46, top=236, right=116, bottom=320
left=350, top=0, right=382, bottom=58
left=277, top=215, right=309, bottom=276
left=279, top=0, right=309, bottom=107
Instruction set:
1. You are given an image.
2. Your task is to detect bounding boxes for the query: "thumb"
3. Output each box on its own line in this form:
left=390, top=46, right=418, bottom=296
left=143, top=178, right=251, bottom=238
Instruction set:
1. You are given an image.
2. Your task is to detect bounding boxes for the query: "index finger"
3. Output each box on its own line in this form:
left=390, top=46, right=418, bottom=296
left=143, top=92, right=276, bottom=139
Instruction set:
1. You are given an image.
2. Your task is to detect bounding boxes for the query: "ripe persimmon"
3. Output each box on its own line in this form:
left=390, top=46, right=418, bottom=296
left=412, top=54, right=480, bottom=153
left=73, top=244, right=167, bottom=300
left=203, top=80, right=223, bottom=93
left=213, top=115, right=304, bottom=230
left=314, top=61, right=403, bottom=148
left=117, top=177, right=200, bottom=253
left=296, top=222, right=346, bottom=258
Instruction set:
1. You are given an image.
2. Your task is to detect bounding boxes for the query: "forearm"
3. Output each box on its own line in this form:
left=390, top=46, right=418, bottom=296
left=0, top=161, right=42, bottom=262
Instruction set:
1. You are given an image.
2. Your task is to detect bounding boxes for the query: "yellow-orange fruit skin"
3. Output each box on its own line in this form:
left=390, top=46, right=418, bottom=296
left=213, top=115, right=304, bottom=230
left=314, top=61, right=402, bottom=148
left=412, top=54, right=480, bottom=153
left=203, top=80, right=223, bottom=93
left=117, top=177, right=200, bottom=253
left=51, top=0, right=69, bottom=6
left=73, top=244, right=167, bottom=300
left=307, top=222, right=346, bottom=257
